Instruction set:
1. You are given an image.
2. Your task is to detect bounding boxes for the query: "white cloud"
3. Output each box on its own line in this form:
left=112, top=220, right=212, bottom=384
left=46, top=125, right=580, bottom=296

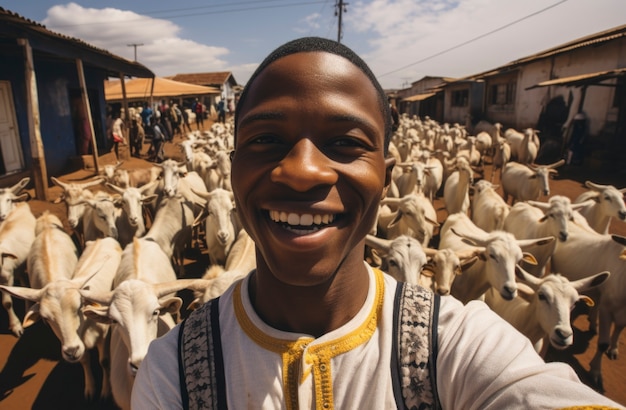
left=346, top=0, right=626, bottom=88
left=295, top=12, right=322, bottom=33
left=42, top=2, right=230, bottom=77
left=34, top=0, right=626, bottom=89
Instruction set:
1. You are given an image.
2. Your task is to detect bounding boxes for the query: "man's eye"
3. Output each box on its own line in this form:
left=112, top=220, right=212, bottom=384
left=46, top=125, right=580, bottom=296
left=251, top=135, right=280, bottom=144
left=331, top=137, right=366, bottom=148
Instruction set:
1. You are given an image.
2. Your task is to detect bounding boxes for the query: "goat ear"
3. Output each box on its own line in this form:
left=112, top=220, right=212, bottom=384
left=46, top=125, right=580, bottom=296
left=187, top=298, right=202, bottom=311
left=460, top=256, right=478, bottom=271
left=23, top=304, right=41, bottom=328
left=579, top=295, right=595, bottom=307
left=160, top=297, right=183, bottom=316
left=421, top=264, right=435, bottom=277
left=522, top=252, right=538, bottom=265
left=82, top=305, right=112, bottom=324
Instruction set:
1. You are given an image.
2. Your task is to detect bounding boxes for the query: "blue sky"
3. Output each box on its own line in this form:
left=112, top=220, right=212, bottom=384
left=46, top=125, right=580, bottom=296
left=2, top=0, right=625, bottom=89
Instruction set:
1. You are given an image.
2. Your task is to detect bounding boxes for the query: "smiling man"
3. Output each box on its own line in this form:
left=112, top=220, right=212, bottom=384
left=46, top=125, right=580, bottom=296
left=131, top=37, right=623, bottom=410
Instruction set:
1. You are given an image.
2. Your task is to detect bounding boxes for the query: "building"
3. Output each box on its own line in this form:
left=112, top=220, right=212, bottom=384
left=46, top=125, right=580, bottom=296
left=399, top=24, right=626, bottom=169
left=444, top=24, right=626, bottom=168
left=168, top=71, right=238, bottom=114
left=396, top=76, right=452, bottom=122
left=0, top=7, right=154, bottom=199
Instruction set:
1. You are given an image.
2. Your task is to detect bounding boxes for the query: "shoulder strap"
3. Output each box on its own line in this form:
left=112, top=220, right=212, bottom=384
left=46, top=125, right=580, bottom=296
left=178, top=297, right=226, bottom=410
left=391, top=282, right=441, bottom=410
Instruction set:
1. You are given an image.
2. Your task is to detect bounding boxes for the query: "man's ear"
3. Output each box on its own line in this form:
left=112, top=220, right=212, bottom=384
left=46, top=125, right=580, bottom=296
left=382, top=157, right=396, bottom=199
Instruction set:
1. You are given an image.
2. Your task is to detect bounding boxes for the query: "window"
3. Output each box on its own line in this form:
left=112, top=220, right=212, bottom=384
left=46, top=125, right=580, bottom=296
left=488, top=78, right=516, bottom=110
left=451, top=89, right=468, bottom=107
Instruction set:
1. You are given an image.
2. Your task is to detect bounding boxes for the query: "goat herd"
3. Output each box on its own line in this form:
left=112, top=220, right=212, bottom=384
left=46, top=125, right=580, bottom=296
left=0, top=113, right=624, bottom=408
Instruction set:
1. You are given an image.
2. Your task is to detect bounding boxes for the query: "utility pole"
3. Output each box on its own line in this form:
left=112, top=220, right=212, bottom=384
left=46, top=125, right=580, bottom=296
left=127, top=43, right=144, bottom=61
left=335, top=0, right=348, bottom=43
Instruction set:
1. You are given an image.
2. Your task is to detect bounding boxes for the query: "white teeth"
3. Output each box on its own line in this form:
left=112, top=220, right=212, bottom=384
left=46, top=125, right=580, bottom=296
left=269, top=211, right=335, bottom=226
left=287, top=213, right=300, bottom=225
left=300, top=214, right=313, bottom=226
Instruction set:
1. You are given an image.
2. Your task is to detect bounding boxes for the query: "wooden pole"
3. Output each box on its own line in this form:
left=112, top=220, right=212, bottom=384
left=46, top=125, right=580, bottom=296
left=119, top=72, right=130, bottom=126
left=76, top=59, right=100, bottom=174
left=119, top=72, right=130, bottom=160
left=18, top=38, right=48, bottom=200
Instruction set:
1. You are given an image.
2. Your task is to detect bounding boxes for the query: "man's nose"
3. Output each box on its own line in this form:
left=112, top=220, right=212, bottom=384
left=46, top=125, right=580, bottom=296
left=271, top=139, right=338, bottom=191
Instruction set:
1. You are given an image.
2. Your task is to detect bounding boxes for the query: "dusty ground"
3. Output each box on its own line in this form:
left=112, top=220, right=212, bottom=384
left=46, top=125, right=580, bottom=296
left=0, top=135, right=624, bottom=409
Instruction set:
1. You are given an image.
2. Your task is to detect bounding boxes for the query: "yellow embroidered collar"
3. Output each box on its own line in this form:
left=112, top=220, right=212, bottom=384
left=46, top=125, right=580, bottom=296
left=233, top=267, right=385, bottom=410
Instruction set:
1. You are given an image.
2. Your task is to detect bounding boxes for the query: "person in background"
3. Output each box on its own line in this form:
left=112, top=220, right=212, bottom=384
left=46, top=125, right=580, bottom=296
left=217, top=98, right=226, bottom=124
left=389, top=96, right=399, bottom=132
left=181, top=104, right=192, bottom=134
left=194, top=98, right=205, bottom=130
left=147, top=116, right=165, bottom=163
left=140, top=102, right=153, bottom=129
left=131, top=37, right=624, bottom=410
left=110, top=111, right=126, bottom=160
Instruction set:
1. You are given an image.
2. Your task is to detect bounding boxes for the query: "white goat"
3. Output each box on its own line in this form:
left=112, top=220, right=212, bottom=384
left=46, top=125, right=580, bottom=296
left=485, top=267, right=609, bottom=354
left=471, top=180, right=510, bottom=232
left=106, top=181, right=160, bottom=248
left=0, top=237, right=122, bottom=400
left=0, top=202, right=36, bottom=336
left=503, top=196, right=588, bottom=276
left=377, top=193, right=439, bottom=247
left=192, top=188, right=239, bottom=266
left=26, top=211, right=79, bottom=290
left=501, top=160, right=564, bottom=204
left=574, top=181, right=626, bottom=234
left=365, top=234, right=428, bottom=285
left=420, top=247, right=479, bottom=296
left=439, top=213, right=554, bottom=304
left=550, top=224, right=626, bottom=390
left=80, top=237, right=200, bottom=410
left=443, top=156, right=474, bottom=215
left=0, top=177, right=30, bottom=224
left=51, top=176, right=105, bottom=247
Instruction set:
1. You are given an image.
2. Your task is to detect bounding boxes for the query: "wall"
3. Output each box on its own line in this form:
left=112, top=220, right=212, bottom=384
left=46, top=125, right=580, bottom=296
left=33, top=56, right=108, bottom=177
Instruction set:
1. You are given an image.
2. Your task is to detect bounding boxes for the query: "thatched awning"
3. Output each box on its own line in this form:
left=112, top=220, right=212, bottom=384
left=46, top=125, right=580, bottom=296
left=105, top=77, right=220, bottom=102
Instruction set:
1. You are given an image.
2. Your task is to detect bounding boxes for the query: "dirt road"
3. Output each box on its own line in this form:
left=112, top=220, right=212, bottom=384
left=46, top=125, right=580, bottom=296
left=0, top=137, right=624, bottom=409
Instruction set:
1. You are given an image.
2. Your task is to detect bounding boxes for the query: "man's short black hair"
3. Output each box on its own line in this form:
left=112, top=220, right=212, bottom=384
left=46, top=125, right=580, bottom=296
left=234, top=37, right=392, bottom=154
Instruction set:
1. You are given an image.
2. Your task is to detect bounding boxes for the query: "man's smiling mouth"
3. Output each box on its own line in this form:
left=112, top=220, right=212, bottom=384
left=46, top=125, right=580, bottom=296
left=268, top=210, right=337, bottom=235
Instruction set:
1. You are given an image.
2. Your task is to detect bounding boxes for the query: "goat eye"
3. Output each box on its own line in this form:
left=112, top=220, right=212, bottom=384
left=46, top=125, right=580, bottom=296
left=388, top=259, right=398, bottom=268
left=489, top=254, right=496, bottom=260
left=604, top=196, right=611, bottom=201
left=538, top=293, right=547, bottom=301
left=152, top=309, right=160, bottom=317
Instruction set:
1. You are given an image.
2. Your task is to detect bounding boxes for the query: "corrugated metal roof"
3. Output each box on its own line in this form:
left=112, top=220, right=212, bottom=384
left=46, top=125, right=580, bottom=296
left=168, top=72, right=238, bottom=87
left=0, top=7, right=154, bottom=78
left=451, top=24, right=626, bottom=83
left=402, top=93, right=437, bottom=102
left=526, top=67, right=626, bottom=89
left=105, top=77, right=220, bottom=101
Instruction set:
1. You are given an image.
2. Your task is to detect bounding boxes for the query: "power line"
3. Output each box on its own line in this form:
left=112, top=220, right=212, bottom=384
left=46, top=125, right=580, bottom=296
left=47, top=1, right=327, bottom=28
left=378, top=0, right=569, bottom=78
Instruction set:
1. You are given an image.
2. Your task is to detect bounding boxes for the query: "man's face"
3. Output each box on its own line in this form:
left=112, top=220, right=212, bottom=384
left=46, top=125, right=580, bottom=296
left=232, top=51, right=394, bottom=287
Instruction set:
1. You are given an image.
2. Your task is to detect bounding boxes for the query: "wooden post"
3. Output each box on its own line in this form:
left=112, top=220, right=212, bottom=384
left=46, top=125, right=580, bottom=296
left=76, top=59, right=100, bottom=174
left=149, top=76, right=155, bottom=109
left=18, top=38, right=48, bottom=201
left=118, top=73, right=130, bottom=159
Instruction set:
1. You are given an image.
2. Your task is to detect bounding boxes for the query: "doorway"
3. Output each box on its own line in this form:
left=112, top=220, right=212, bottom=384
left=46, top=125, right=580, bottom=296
left=0, top=81, right=25, bottom=175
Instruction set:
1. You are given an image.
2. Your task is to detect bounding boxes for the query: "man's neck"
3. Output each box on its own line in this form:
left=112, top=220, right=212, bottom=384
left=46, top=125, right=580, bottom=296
left=248, top=263, right=370, bottom=337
